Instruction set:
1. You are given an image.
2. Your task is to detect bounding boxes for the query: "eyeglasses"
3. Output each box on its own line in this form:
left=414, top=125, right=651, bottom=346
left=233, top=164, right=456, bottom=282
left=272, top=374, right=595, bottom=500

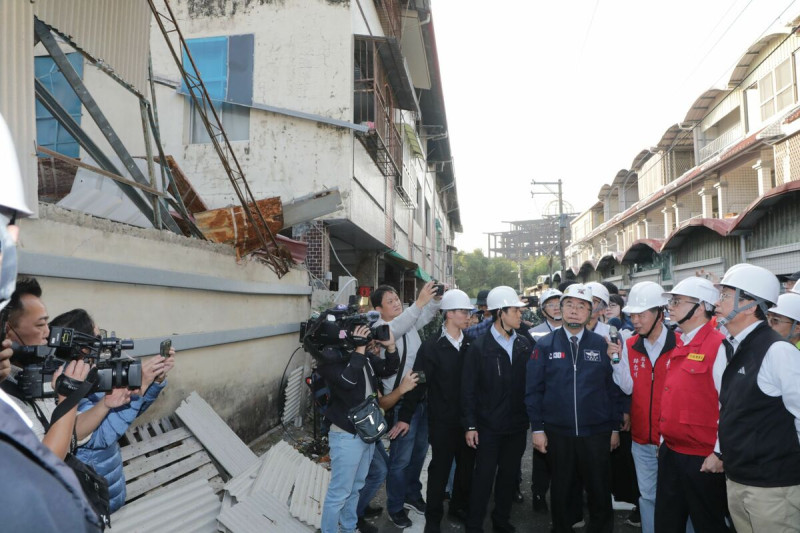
left=562, top=302, right=590, bottom=311
left=668, top=298, right=698, bottom=307
left=768, top=316, right=793, bottom=326
left=543, top=303, right=560, bottom=310
left=717, top=292, right=739, bottom=302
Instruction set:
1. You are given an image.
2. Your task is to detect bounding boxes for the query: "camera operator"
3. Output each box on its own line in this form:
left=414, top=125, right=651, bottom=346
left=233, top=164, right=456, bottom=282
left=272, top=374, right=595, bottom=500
left=0, top=110, right=101, bottom=532
left=318, top=324, right=400, bottom=533
left=50, top=308, right=174, bottom=512
left=2, top=277, right=93, bottom=460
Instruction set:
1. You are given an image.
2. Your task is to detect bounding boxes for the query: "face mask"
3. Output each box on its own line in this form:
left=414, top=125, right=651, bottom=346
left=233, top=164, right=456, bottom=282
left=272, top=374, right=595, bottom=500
left=0, top=223, right=18, bottom=312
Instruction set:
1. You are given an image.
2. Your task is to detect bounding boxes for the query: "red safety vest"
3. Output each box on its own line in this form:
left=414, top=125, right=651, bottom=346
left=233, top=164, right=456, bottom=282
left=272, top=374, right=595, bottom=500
left=627, top=330, right=676, bottom=445
left=660, top=320, right=724, bottom=456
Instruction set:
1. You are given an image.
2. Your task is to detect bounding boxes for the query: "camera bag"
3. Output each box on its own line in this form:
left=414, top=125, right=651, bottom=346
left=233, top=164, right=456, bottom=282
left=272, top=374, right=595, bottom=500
left=347, top=393, right=388, bottom=443
left=4, top=372, right=111, bottom=529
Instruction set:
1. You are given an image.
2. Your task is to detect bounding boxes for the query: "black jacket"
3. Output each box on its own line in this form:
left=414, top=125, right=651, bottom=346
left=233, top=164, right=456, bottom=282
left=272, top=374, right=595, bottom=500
left=399, top=332, right=471, bottom=428
left=461, top=326, right=533, bottom=434
left=317, top=348, right=399, bottom=434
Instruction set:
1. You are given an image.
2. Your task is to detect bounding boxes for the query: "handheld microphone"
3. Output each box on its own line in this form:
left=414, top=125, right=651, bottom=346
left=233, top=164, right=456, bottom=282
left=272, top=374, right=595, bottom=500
left=609, top=325, right=620, bottom=364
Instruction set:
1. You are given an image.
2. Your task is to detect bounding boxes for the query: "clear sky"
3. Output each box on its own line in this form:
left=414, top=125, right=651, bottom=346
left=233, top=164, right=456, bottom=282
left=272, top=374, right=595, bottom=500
left=432, top=0, right=800, bottom=254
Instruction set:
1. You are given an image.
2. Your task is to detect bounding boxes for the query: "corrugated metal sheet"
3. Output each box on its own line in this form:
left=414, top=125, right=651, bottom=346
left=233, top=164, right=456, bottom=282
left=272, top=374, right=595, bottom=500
left=32, top=0, right=150, bottom=94
left=110, top=477, right=220, bottom=533
left=217, top=489, right=311, bottom=533
left=176, top=391, right=259, bottom=477
left=282, top=366, right=305, bottom=424
left=223, top=460, right=261, bottom=502
left=0, top=0, right=38, bottom=216
left=288, top=458, right=330, bottom=529
left=672, top=257, right=727, bottom=284
left=250, top=440, right=303, bottom=503
left=746, top=195, right=800, bottom=250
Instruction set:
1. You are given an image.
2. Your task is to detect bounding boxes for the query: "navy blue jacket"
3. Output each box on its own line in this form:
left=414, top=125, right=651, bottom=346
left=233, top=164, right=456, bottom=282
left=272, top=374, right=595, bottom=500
left=526, top=327, right=622, bottom=436
left=461, top=326, right=533, bottom=435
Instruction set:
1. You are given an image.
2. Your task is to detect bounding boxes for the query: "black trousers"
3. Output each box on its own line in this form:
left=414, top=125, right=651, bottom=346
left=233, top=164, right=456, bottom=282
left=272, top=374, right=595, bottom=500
left=611, top=430, right=639, bottom=505
left=424, top=425, right=475, bottom=532
left=547, top=431, right=613, bottom=533
left=531, top=447, right=550, bottom=497
left=466, top=429, right=527, bottom=533
left=654, top=444, right=731, bottom=533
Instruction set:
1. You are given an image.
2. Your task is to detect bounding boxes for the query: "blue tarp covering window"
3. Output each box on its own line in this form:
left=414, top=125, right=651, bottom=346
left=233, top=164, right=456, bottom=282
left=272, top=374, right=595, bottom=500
left=35, top=53, right=83, bottom=157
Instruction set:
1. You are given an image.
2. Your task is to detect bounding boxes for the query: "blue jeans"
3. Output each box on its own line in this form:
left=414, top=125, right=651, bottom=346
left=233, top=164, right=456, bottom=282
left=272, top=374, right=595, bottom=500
left=632, top=441, right=658, bottom=533
left=356, top=440, right=390, bottom=517
left=386, top=402, right=429, bottom=514
left=322, top=431, right=374, bottom=533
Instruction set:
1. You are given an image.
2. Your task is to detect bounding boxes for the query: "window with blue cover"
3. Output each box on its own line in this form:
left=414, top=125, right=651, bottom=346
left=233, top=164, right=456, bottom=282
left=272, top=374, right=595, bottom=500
left=182, top=35, right=253, bottom=143
left=35, top=53, right=83, bottom=157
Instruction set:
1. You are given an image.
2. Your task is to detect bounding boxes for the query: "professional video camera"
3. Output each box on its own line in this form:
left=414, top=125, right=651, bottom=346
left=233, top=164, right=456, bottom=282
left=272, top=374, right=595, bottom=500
left=9, top=327, right=142, bottom=399
left=300, top=303, right=390, bottom=363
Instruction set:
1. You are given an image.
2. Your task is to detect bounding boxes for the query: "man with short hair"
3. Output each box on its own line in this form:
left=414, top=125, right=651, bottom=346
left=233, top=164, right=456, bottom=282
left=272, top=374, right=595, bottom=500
left=369, top=281, right=440, bottom=528
left=607, top=281, right=676, bottom=533
left=767, top=292, right=800, bottom=348
left=586, top=281, right=611, bottom=338
left=656, top=278, right=730, bottom=532
left=527, top=283, right=621, bottom=533
left=715, top=264, right=800, bottom=532
left=780, top=270, right=800, bottom=292
left=401, top=289, right=475, bottom=533
left=462, top=286, right=532, bottom=533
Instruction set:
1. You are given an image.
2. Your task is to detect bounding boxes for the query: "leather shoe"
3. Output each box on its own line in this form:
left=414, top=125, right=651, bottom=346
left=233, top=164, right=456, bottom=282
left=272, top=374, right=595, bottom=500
left=363, top=504, right=383, bottom=518
left=513, top=490, right=524, bottom=504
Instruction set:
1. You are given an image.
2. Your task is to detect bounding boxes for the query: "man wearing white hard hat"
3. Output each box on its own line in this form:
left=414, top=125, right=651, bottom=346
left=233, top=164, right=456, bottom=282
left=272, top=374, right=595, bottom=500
left=768, top=292, right=800, bottom=349
left=0, top=112, right=101, bottom=532
left=401, top=289, right=475, bottom=532
left=606, top=281, right=677, bottom=533
left=656, top=277, right=730, bottom=532
left=586, top=281, right=612, bottom=338
left=527, top=283, right=622, bottom=533
left=715, top=263, right=800, bottom=532
left=461, top=286, right=532, bottom=533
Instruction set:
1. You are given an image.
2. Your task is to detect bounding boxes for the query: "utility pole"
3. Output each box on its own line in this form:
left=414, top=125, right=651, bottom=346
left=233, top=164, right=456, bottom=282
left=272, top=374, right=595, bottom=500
left=531, top=179, right=567, bottom=278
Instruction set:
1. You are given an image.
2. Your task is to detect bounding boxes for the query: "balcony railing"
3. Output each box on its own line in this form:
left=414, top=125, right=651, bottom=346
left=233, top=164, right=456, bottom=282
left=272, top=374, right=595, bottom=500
left=698, top=125, right=744, bottom=163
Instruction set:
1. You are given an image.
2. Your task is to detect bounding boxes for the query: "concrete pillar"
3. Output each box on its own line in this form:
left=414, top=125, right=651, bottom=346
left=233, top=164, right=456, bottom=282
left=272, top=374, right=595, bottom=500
left=616, top=230, right=624, bottom=252
left=292, top=221, right=330, bottom=288
left=714, top=181, right=727, bottom=218
left=753, top=157, right=773, bottom=196
left=662, top=204, right=675, bottom=238
left=699, top=181, right=715, bottom=218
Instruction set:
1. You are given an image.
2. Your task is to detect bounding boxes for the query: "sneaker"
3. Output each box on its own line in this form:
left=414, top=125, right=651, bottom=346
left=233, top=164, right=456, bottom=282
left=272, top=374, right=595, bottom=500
left=357, top=517, right=379, bottom=533
left=404, top=497, right=426, bottom=515
left=531, top=494, right=548, bottom=514
left=571, top=520, right=585, bottom=529
left=363, top=504, right=383, bottom=518
left=389, top=510, right=413, bottom=528
left=625, top=506, right=641, bottom=527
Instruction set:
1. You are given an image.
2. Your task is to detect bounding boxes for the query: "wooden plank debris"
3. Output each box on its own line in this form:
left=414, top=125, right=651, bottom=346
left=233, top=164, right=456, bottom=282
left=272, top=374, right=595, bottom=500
left=194, top=197, right=284, bottom=257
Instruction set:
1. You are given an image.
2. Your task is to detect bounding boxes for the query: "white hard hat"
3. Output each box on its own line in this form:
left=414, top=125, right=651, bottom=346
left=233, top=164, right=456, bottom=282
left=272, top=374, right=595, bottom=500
left=487, top=286, right=525, bottom=310
left=0, top=113, right=33, bottom=217
left=792, top=284, right=800, bottom=295
left=585, top=282, right=610, bottom=305
left=716, top=263, right=780, bottom=306
left=623, top=281, right=668, bottom=314
left=560, top=283, right=593, bottom=305
left=664, top=277, right=720, bottom=306
left=769, top=292, right=800, bottom=323
left=440, top=289, right=472, bottom=311
left=540, top=288, right=562, bottom=305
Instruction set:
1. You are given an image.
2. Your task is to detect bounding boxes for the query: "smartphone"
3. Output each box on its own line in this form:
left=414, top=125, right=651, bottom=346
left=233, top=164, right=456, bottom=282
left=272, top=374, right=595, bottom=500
left=159, top=339, right=172, bottom=359
left=433, top=283, right=445, bottom=296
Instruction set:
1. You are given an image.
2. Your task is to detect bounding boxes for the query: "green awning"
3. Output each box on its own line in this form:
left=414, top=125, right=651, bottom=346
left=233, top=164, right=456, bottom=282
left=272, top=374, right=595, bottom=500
left=403, top=124, right=424, bottom=159
left=414, top=267, right=432, bottom=282
left=384, top=250, right=417, bottom=270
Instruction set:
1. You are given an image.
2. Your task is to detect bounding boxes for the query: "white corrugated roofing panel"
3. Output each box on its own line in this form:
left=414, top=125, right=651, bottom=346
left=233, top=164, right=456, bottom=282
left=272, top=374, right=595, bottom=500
left=288, top=458, right=330, bottom=529
left=222, top=459, right=260, bottom=502
left=282, top=366, right=305, bottom=423
left=250, top=440, right=303, bottom=503
left=110, top=477, right=220, bottom=533
left=217, top=489, right=311, bottom=533
left=176, top=391, right=258, bottom=477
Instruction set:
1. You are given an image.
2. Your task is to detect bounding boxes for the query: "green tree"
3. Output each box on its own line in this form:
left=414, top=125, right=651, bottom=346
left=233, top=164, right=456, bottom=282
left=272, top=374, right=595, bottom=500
left=455, top=250, right=556, bottom=295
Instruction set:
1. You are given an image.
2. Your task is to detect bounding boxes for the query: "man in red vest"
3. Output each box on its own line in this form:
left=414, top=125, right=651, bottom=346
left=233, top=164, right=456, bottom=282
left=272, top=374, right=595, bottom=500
left=656, top=277, right=731, bottom=532
left=607, top=281, right=676, bottom=533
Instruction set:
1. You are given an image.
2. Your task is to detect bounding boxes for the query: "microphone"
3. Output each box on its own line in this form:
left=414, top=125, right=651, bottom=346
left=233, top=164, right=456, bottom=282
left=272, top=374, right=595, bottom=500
left=609, top=325, right=620, bottom=364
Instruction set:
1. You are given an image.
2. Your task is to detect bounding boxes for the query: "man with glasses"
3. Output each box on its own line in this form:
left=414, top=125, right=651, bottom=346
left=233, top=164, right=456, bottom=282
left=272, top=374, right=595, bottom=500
left=767, top=292, right=800, bottom=349
left=656, top=277, right=730, bottom=532
left=779, top=271, right=800, bottom=293
left=586, top=281, right=611, bottom=338
left=606, top=281, right=677, bottom=533
left=715, top=264, right=800, bottom=532
left=527, top=283, right=621, bottom=533
left=401, top=289, right=475, bottom=533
